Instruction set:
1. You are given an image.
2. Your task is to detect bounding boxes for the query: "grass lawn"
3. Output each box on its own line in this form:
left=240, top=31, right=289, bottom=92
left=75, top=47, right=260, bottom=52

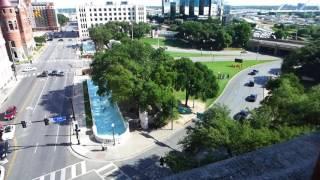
left=140, top=37, right=189, bottom=48
left=174, top=60, right=272, bottom=107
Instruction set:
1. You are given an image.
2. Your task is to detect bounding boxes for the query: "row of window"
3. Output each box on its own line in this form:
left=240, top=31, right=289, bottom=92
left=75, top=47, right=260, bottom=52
left=79, top=7, right=136, bottom=12
left=88, top=16, right=135, bottom=21
left=2, top=9, right=13, bottom=14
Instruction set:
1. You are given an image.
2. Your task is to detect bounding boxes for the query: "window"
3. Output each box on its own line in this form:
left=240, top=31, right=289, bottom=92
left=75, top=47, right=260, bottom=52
left=128, top=12, right=131, bottom=15
left=99, top=13, right=102, bottom=16
left=2, top=9, right=5, bottom=13
left=14, top=21, right=18, bottom=29
left=95, top=18, right=97, bottom=21
left=124, top=13, right=126, bottom=15
left=119, top=13, right=121, bottom=15
left=109, top=18, right=112, bottom=20
left=124, top=17, right=126, bottom=20
left=11, top=41, right=15, bottom=47
left=10, top=9, right=12, bottom=13
left=119, top=17, right=122, bottom=20
left=94, top=13, right=97, bottom=16
left=90, top=13, right=92, bottom=16
left=8, top=21, right=14, bottom=30
left=109, top=8, right=111, bottom=11
left=114, top=17, right=117, bottom=20
left=109, top=13, right=112, bottom=16
left=118, top=8, right=121, bottom=11
left=128, top=8, right=131, bottom=10
left=105, top=18, right=107, bottom=20
left=94, top=8, right=96, bottom=11
left=104, top=13, right=107, bottom=16
left=89, top=9, right=92, bottom=12
left=114, top=13, right=116, bottom=15
left=123, top=8, right=126, bottom=11
left=113, top=8, right=116, bottom=11
left=100, top=18, right=102, bottom=21
left=98, top=8, right=101, bottom=11
left=104, top=8, right=107, bottom=11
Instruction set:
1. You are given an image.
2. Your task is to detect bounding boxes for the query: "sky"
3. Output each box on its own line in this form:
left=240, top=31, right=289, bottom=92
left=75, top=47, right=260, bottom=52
left=33, top=0, right=320, bottom=8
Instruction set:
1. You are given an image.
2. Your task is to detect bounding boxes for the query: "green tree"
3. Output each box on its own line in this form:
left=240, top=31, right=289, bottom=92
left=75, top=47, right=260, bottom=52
left=273, top=29, right=287, bottom=39
left=34, top=36, right=46, bottom=44
left=229, top=22, right=252, bottom=48
left=57, top=14, right=69, bottom=26
left=132, top=22, right=151, bottom=39
left=173, top=58, right=218, bottom=106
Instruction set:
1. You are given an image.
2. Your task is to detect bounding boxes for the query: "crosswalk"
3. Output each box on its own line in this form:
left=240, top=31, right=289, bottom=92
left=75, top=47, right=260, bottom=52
left=32, top=161, right=130, bottom=180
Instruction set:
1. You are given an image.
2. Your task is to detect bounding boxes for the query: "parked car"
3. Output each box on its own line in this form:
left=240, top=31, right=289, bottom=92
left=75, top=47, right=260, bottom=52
left=246, top=80, right=255, bottom=87
left=22, top=67, right=37, bottom=72
left=246, top=94, right=258, bottom=102
left=2, top=125, right=16, bottom=140
left=58, top=39, right=64, bottom=41
left=4, top=106, right=17, bottom=120
left=37, top=71, right=48, bottom=77
left=233, top=110, right=249, bottom=121
left=241, top=50, right=248, bottom=54
left=49, top=70, right=58, bottom=76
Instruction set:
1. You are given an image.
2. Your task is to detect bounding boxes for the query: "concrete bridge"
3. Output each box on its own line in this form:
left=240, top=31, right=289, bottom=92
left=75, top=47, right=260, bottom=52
left=247, top=38, right=306, bottom=56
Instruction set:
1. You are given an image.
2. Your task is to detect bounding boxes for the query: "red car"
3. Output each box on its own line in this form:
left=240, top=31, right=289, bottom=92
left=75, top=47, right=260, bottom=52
left=4, top=106, right=17, bottom=120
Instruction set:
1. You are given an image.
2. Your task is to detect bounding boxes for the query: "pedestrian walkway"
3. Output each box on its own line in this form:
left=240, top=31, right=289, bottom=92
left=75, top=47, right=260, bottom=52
left=32, top=161, right=129, bottom=180
left=32, top=161, right=87, bottom=180
left=70, top=76, right=206, bottom=162
left=0, top=77, right=20, bottom=105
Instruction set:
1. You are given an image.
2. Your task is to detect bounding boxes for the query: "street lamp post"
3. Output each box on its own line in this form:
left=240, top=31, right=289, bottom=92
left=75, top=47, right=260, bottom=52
left=129, top=22, right=133, bottom=40
left=111, top=123, right=115, bottom=145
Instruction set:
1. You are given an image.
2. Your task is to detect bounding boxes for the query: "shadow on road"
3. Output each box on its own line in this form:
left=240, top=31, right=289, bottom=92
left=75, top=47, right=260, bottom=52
left=9, top=142, right=71, bottom=152
left=119, top=154, right=173, bottom=180
left=253, top=76, right=270, bottom=86
left=140, top=132, right=178, bottom=151
left=268, top=68, right=281, bottom=75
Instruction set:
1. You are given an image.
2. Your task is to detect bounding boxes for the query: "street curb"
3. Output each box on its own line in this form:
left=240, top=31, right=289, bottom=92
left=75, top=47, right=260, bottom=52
left=209, top=60, right=282, bottom=108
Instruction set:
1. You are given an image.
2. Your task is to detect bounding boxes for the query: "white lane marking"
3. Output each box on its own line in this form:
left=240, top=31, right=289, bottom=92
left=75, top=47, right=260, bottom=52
left=49, top=172, right=55, bottom=180
left=71, top=164, right=76, bottom=178
left=32, top=77, right=49, bottom=114
left=60, top=168, right=66, bottom=180
left=34, top=142, right=39, bottom=154
left=81, top=161, right=86, bottom=174
left=54, top=125, right=60, bottom=152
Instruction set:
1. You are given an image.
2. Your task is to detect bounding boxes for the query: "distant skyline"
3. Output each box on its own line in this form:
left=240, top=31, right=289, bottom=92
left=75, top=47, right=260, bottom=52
left=33, top=0, right=320, bottom=8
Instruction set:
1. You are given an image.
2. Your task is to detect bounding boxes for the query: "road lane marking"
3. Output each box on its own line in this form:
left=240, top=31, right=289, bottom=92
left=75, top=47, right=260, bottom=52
left=32, top=77, right=49, bottom=114
left=60, top=168, right=66, bottom=180
left=49, top=172, right=55, bottom=180
left=34, top=142, right=39, bottom=154
left=71, top=164, right=76, bottom=178
left=54, top=125, right=60, bottom=152
left=81, top=161, right=86, bottom=174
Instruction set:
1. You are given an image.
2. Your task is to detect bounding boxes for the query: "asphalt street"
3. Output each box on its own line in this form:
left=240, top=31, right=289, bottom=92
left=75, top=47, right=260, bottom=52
left=1, top=37, right=82, bottom=180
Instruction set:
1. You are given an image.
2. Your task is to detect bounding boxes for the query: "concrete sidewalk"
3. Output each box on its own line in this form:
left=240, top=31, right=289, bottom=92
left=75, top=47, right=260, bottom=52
left=70, top=75, right=204, bottom=162
left=0, top=77, right=20, bottom=106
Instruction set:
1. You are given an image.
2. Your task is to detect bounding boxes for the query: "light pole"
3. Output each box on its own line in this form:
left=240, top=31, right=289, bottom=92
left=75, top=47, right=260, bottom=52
left=129, top=22, right=133, bottom=40
left=111, top=123, right=115, bottom=145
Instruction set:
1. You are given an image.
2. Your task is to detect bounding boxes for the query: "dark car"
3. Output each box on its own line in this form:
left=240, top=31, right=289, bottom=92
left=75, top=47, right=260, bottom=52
left=246, top=81, right=255, bottom=87
left=248, top=70, right=258, bottom=76
left=47, top=38, right=53, bottom=41
left=4, top=106, right=17, bottom=120
left=58, top=39, right=64, bottom=41
left=246, top=94, right=257, bottom=102
left=49, top=70, right=58, bottom=76
left=38, top=71, right=48, bottom=77
left=233, top=110, right=249, bottom=121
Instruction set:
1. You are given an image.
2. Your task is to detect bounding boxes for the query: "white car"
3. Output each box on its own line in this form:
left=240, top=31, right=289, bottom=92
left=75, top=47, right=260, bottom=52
left=22, top=67, right=37, bottom=72
left=2, top=125, right=15, bottom=140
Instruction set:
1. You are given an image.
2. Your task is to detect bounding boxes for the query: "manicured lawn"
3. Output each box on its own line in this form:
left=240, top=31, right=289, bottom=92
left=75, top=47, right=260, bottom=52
left=175, top=60, right=272, bottom=107
left=140, top=37, right=189, bottom=48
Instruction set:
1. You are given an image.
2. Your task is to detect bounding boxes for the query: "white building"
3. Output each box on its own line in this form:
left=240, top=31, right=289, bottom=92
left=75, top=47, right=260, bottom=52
left=77, top=0, right=147, bottom=39
left=0, top=28, right=14, bottom=91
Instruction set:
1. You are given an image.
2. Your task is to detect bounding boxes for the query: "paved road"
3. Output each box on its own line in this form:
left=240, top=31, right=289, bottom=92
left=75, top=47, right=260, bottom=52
left=1, top=38, right=83, bottom=180
left=115, top=60, right=283, bottom=180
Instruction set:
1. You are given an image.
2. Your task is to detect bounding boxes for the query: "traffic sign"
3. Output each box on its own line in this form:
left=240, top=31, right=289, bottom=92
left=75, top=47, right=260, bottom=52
left=51, top=116, right=67, bottom=123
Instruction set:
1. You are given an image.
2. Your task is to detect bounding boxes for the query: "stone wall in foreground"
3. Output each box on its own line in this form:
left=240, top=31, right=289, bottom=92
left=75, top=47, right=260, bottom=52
left=164, top=133, right=320, bottom=180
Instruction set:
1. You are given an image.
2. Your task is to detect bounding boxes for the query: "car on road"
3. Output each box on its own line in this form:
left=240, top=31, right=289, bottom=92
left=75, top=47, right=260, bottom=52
left=233, top=110, right=249, bottom=121
left=248, top=69, right=259, bottom=75
left=49, top=70, right=58, bottom=76
left=37, top=70, right=48, bottom=77
left=58, top=39, right=64, bottom=41
left=2, top=125, right=16, bottom=140
left=246, top=80, right=255, bottom=87
left=47, top=38, right=53, bottom=41
left=22, top=67, right=37, bottom=72
left=4, top=106, right=17, bottom=120
left=241, top=50, right=248, bottom=54
left=246, top=94, right=258, bottom=102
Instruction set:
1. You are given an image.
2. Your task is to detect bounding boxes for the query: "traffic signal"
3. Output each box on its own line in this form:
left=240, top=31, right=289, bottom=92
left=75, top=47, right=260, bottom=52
left=21, top=121, right=27, bottom=128
left=44, top=118, right=49, bottom=126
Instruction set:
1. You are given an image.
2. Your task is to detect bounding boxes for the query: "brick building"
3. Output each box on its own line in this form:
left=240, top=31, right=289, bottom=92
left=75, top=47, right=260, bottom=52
left=31, top=2, right=59, bottom=31
left=0, top=0, right=35, bottom=62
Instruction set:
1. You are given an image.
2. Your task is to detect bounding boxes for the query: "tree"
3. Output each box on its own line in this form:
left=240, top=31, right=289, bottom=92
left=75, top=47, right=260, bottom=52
left=34, top=36, right=46, bottom=44
left=132, top=22, right=151, bottom=39
left=213, top=30, right=232, bottom=50
left=282, top=41, right=320, bottom=83
left=230, top=22, right=252, bottom=48
left=173, top=58, right=218, bottom=106
left=273, top=29, right=287, bottom=39
left=57, top=14, right=69, bottom=26
left=91, top=40, right=177, bottom=127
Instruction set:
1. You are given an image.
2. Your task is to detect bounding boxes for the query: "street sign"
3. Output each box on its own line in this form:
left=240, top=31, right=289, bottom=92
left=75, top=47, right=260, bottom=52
left=51, top=116, right=67, bottom=123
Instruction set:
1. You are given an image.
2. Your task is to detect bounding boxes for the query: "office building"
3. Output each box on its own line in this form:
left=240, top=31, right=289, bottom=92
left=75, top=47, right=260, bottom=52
left=0, top=28, right=14, bottom=91
left=77, top=0, right=147, bottom=39
left=31, top=2, right=59, bottom=31
left=0, top=0, right=35, bottom=62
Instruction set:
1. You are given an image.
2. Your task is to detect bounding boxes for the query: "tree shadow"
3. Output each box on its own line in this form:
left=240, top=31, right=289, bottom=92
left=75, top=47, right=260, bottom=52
left=268, top=68, right=281, bottom=75
left=139, top=132, right=178, bottom=151
left=38, top=84, right=74, bottom=126
left=9, top=142, right=71, bottom=152
left=119, top=154, right=173, bottom=180
left=253, top=76, right=271, bottom=86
